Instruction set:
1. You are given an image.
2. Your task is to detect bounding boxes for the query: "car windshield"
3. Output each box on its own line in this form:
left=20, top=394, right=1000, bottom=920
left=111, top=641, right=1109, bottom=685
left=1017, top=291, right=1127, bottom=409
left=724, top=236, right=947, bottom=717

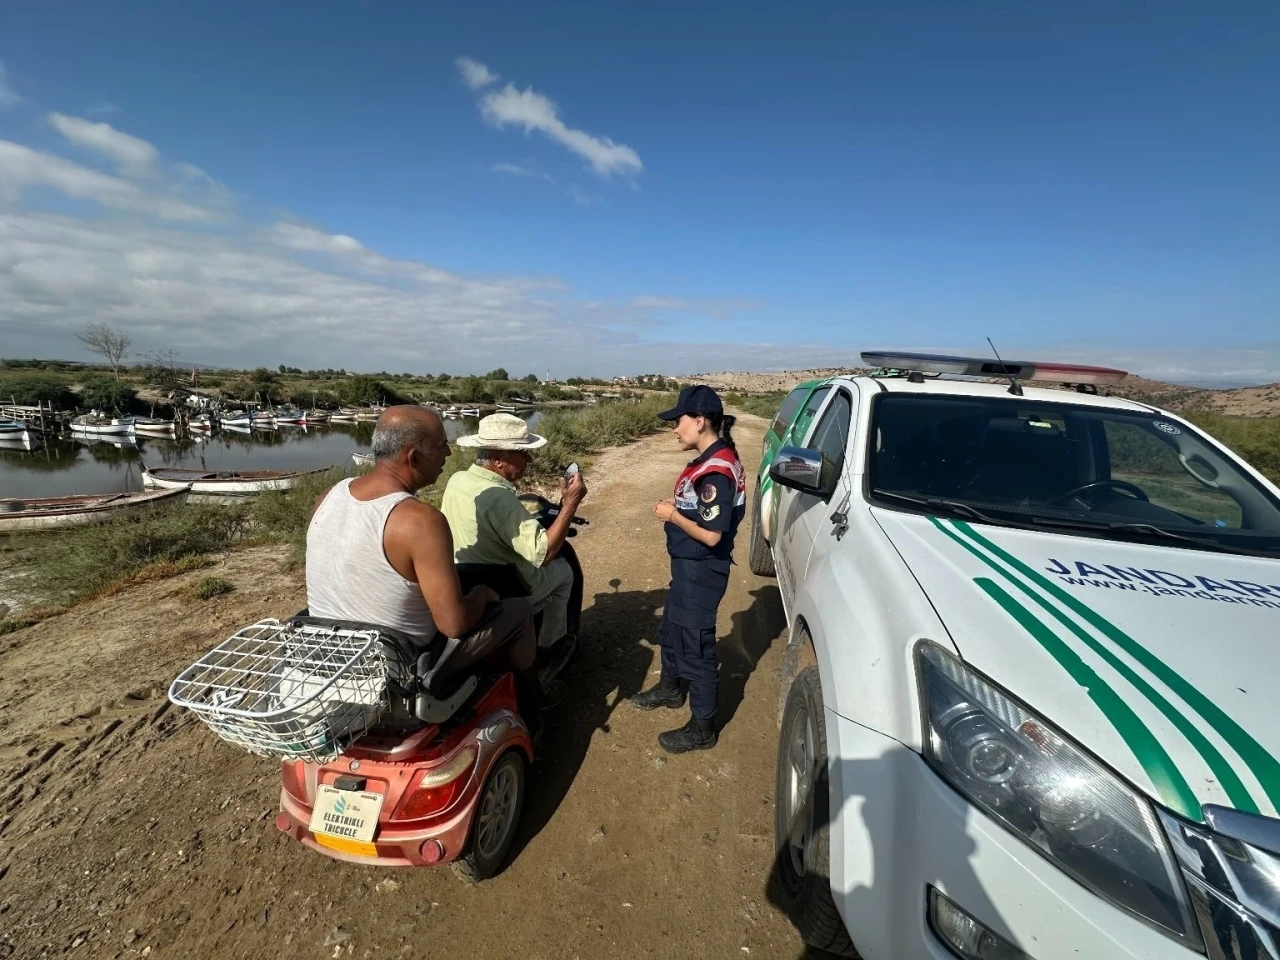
left=867, top=393, right=1280, bottom=557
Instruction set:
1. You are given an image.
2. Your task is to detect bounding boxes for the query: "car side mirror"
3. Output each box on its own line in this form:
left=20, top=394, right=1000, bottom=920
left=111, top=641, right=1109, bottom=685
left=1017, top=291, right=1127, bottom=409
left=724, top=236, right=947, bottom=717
left=769, top=446, right=836, bottom=499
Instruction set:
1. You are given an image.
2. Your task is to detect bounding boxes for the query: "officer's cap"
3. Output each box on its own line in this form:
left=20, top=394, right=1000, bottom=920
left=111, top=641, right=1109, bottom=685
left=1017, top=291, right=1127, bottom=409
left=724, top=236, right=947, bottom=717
left=659, top=385, right=724, bottom=422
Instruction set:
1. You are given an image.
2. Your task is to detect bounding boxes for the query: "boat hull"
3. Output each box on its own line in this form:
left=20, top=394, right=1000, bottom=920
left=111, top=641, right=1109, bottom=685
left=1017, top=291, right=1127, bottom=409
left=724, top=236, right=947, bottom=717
left=0, top=486, right=190, bottom=533
left=141, top=466, right=327, bottom=494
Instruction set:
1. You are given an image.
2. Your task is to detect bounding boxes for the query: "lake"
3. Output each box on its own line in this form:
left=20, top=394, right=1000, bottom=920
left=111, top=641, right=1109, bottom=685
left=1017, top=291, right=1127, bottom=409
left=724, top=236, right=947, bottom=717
left=0, top=412, right=543, bottom=500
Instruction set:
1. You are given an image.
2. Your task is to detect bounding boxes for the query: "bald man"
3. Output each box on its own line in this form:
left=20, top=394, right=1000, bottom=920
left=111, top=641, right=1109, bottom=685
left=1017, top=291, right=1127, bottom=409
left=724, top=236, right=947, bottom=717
left=306, top=404, right=561, bottom=721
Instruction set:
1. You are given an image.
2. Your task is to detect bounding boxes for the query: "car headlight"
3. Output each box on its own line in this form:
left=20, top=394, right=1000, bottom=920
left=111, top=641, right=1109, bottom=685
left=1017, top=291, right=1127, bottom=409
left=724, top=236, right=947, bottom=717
left=917, top=643, right=1201, bottom=948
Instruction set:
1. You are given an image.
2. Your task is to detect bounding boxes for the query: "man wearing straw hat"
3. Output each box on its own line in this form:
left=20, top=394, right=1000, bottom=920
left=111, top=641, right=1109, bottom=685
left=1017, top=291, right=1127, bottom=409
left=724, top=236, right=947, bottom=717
left=443, top=413, right=587, bottom=665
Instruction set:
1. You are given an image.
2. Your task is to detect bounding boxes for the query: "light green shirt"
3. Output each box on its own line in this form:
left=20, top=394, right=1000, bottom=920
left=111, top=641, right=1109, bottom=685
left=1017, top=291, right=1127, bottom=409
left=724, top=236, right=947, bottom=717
left=441, top=464, right=554, bottom=595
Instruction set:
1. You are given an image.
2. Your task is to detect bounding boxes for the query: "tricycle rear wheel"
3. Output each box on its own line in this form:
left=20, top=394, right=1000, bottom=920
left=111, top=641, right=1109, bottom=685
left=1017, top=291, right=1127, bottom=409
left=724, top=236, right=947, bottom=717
left=453, top=750, right=525, bottom=882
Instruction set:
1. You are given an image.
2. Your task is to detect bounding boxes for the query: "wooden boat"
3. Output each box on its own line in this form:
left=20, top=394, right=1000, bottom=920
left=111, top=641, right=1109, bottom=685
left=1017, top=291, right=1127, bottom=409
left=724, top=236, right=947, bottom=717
left=459, top=408, right=481, bottom=418
left=300, top=410, right=330, bottom=424
left=187, top=413, right=217, bottom=432
left=329, top=408, right=359, bottom=422
left=273, top=407, right=305, bottom=424
left=141, top=464, right=327, bottom=494
left=133, top=416, right=177, bottom=438
left=0, top=435, right=38, bottom=452
left=221, top=411, right=251, bottom=428
left=251, top=411, right=277, bottom=430
left=0, top=486, right=190, bottom=533
left=496, top=404, right=518, bottom=413
left=351, top=451, right=374, bottom=466
left=0, top=418, right=39, bottom=437
left=354, top=408, right=382, bottom=422
left=222, top=422, right=252, bottom=435
left=71, top=414, right=136, bottom=437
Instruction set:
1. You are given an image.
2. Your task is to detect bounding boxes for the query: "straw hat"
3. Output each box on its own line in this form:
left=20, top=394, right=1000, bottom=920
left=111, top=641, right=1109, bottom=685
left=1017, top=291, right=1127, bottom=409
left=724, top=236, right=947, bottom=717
left=455, top=413, right=548, bottom=450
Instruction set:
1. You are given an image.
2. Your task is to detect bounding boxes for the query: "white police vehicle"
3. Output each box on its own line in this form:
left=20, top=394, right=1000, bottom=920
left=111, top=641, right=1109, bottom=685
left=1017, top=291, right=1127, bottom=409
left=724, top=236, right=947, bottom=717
left=765, top=351, right=1280, bottom=960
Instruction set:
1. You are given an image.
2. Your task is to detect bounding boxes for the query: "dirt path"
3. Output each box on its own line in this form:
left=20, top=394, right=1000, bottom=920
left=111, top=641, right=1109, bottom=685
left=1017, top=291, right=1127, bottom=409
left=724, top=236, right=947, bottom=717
left=0, top=415, right=810, bottom=960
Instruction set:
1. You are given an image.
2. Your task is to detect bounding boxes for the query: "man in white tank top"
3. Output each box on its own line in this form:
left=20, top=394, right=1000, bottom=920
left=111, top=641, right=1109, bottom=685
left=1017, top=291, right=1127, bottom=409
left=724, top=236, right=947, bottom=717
left=306, top=405, right=561, bottom=717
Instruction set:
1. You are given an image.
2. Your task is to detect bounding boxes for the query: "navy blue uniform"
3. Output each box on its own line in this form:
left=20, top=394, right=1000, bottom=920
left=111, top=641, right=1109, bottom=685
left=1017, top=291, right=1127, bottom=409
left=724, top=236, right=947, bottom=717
left=659, top=440, right=746, bottom=720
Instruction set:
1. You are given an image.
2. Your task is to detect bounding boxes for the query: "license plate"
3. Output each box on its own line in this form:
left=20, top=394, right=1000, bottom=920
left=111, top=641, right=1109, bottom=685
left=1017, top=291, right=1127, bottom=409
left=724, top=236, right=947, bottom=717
left=309, top=785, right=384, bottom=844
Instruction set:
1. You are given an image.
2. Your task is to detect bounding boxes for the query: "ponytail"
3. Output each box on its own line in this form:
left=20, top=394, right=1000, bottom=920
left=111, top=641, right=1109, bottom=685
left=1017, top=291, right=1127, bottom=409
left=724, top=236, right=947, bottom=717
left=710, top=413, right=737, bottom=453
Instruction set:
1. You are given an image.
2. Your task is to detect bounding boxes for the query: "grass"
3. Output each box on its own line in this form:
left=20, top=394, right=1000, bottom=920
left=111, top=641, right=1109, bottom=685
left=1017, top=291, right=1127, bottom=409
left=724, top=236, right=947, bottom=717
left=249, top=467, right=346, bottom=567
left=14, top=505, right=248, bottom=606
left=194, top=576, right=234, bottom=600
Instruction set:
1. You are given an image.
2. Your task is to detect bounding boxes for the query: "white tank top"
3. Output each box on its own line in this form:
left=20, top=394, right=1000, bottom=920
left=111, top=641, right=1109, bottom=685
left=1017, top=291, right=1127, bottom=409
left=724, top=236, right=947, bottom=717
left=305, top=478, right=437, bottom=638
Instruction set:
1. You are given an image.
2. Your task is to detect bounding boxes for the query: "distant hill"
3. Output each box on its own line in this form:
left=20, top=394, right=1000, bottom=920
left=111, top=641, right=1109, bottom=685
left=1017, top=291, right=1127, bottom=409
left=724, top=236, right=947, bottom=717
left=694, top=368, right=1280, bottom=417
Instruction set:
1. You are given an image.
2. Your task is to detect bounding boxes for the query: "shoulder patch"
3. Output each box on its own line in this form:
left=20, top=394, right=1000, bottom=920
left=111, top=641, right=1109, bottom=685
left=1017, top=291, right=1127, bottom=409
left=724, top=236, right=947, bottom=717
left=699, top=482, right=718, bottom=503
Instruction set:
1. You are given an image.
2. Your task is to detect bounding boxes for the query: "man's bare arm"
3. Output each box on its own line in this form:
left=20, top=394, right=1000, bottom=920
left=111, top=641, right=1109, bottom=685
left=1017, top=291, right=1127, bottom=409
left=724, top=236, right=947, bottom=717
left=392, top=502, right=491, bottom=637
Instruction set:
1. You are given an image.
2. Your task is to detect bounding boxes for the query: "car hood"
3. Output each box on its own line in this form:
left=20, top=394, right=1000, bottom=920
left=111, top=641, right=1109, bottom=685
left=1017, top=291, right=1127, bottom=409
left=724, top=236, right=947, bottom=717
left=874, top=508, right=1280, bottom=820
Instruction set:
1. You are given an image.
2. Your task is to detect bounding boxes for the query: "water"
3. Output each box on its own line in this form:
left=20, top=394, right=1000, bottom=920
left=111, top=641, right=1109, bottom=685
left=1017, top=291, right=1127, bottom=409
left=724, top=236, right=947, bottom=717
left=0, top=412, right=544, bottom=500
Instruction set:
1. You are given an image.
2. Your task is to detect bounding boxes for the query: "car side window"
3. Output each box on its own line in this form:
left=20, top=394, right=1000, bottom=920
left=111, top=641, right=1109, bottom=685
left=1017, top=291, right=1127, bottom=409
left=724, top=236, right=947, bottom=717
left=771, top=387, right=808, bottom=438
left=791, top=387, right=832, bottom=446
left=810, top=391, right=853, bottom=471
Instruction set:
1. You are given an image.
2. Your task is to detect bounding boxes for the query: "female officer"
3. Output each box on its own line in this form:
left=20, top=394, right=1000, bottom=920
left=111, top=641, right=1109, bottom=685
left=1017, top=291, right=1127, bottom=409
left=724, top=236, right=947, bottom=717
left=631, top=385, right=746, bottom=753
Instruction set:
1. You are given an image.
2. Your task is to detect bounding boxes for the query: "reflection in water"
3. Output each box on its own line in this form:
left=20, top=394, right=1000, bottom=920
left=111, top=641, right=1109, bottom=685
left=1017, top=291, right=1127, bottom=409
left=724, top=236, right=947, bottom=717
left=0, top=412, right=540, bottom=500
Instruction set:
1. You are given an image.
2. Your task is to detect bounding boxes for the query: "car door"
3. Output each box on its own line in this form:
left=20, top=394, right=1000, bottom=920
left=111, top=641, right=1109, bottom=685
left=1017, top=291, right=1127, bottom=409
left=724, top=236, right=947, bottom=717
left=774, top=386, right=835, bottom=608
left=775, top=387, right=856, bottom=606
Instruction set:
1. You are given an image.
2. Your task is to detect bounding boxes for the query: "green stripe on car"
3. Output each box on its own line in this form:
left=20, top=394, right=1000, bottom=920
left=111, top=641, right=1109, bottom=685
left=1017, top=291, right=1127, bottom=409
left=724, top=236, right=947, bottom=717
left=972, top=576, right=1201, bottom=818
left=928, top=517, right=1257, bottom=815
left=952, top=518, right=1280, bottom=815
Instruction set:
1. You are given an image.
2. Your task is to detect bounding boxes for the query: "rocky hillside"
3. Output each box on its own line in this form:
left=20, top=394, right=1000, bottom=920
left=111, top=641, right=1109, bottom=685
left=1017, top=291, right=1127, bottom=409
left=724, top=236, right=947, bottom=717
left=695, top=368, right=1280, bottom=417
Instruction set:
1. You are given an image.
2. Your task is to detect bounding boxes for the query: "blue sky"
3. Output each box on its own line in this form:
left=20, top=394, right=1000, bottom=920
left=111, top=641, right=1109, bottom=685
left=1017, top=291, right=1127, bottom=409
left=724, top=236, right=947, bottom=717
left=1, top=1, right=1277, bottom=383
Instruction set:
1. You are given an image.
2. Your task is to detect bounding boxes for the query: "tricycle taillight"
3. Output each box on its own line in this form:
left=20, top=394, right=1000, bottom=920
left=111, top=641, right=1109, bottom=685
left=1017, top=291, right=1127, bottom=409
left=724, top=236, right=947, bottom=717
left=393, top=746, right=477, bottom=821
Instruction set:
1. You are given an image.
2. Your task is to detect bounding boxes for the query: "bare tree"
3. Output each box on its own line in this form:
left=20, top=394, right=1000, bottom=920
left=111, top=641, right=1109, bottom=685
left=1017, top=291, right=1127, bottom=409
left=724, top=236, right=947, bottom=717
left=75, top=322, right=131, bottom=381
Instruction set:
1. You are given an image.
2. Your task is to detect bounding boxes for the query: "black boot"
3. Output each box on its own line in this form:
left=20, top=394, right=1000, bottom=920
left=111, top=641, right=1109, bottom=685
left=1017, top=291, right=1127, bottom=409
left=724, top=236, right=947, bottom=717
left=630, top=675, right=686, bottom=711
left=657, top=715, right=717, bottom=754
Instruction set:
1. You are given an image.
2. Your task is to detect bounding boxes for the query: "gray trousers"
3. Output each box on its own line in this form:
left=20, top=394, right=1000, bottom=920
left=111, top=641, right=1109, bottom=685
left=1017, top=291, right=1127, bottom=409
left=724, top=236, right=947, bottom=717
left=529, top=556, right=574, bottom=647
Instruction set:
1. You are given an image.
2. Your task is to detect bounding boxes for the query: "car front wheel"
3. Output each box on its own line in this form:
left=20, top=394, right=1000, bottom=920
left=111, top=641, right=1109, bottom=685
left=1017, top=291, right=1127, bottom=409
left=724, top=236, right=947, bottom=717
left=748, top=484, right=776, bottom=577
left=773, top=666, right=858, bottom=957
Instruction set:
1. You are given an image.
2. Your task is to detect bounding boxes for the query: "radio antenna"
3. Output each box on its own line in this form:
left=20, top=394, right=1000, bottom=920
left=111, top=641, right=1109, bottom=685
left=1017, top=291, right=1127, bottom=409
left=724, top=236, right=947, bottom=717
left=987, top=337, right=1023, bottom=396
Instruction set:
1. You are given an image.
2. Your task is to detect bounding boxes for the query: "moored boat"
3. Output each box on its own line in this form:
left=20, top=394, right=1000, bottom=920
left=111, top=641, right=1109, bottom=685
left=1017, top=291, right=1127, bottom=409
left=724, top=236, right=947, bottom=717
left=71, top=414, right=136, bottom=437
left=300, top=409, right=330, bottom=424
left=220, top=410, right=251, bottom=428
left=250, top=411, right=276, bottom=429
left=140, top=464, right=328, bottom=494
left=0, top=486, right=190, bottom=533
left=329, top=408, right=359, bottom=422
left=273, top=406, right=305, bottom=424
left=133, top=416, right=177, bottom=438
left=351, top=451, right=374, bottom=466
left=187, top=413, right=217, bottom=432
left=459, top=408, right=481, bottom=418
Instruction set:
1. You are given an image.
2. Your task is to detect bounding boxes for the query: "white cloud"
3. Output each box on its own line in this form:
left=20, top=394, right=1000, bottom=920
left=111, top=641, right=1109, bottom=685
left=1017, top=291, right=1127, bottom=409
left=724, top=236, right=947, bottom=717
left=0, top=140, right=216, bottom=221
left=456, top=57, right=499, bottom=90
left=476, top=81, right=643, bottom=180
left=47, top=113, right=158, bottom=175
left=0, top=59, right=19, bottom=108
left=86, top=101, right=120, bottom=116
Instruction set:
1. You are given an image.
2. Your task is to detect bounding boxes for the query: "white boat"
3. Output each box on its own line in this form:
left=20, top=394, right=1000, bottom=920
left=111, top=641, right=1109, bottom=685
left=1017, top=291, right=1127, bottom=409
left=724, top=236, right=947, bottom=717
left=273, top=407, right=305, bottom=424
left=0, top=486, right=190, bottom=533
left=300, top=410, right=330, bottom=424
left=351, top=451, right=374, bottom=466
left=496, top=404, right=518, bottom=413
left=0, top=435, right=38, bottom=452
left=329, top=408, right=359, bottom=423
left=141, top=464, right=329, bottom=495
left=222, top=422, right=252, bottom=435
left=187, top=413, right=217, bottom=432
left=221, top=411, right=251, bottom=428
left=251, top=411, right=277, bottom=430
left=354, top=408, right=382, bottom=422
left=133, top=416, right=177, bottom=438
left=71, top=414, right=136, bottom=437
left=0, top=418, right=39, bottom=437
left=459, top=408, right=481, bottom=418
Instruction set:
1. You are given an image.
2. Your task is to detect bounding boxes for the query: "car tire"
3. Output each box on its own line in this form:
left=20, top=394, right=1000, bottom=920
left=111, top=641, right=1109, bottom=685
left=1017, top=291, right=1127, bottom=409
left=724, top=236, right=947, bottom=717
left=453, top=750, right=525, bottom=883
left=748, top=484, right=776, bottom=577
left=774, top=667, right=858, bottom=957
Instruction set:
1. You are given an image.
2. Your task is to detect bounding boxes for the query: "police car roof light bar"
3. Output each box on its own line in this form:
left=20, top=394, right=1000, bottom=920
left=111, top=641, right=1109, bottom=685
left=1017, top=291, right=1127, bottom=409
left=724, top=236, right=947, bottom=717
left=860, top=351, right=1127, bottom=386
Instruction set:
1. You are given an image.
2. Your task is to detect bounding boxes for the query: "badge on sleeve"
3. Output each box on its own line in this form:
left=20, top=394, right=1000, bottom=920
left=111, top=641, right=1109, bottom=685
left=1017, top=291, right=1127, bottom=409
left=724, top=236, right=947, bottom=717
left=699, top=483, right=718, bottom=504
left=699, top=504, right=721, bottom=522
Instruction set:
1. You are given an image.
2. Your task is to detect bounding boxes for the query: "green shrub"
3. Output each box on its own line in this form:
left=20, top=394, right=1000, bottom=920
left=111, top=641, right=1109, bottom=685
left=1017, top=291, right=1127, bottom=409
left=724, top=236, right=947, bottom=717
left=0, top=373, right=78, bottom=409
left=80, top=375, right=138, bottom=411
left=194, top=576, right=234, bottom=599
left=336, top=375, right=410, bottom=407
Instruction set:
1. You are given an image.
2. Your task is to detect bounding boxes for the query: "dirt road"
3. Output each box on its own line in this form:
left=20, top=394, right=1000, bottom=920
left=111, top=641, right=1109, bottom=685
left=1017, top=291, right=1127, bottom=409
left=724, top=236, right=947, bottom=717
left=0, top=414, right=814, bottom=959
